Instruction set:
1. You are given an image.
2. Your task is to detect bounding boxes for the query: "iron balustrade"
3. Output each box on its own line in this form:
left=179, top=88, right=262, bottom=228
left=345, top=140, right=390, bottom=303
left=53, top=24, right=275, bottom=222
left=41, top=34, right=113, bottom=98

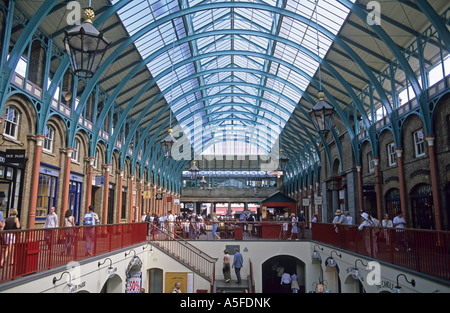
left=0, top=223, right=147, bottom=283
left=311, top=223, right=450, bottom=281
left=150, top=225, right=218, bottom=291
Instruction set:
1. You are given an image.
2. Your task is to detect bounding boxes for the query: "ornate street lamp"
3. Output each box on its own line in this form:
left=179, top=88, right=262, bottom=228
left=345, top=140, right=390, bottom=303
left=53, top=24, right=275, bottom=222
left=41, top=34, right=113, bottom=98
left=309, top=91, right=335, bottom=134
left=188, top=161, right=200, bottom=180
left=64, top=7, right=110, bottom=78
left=199, top=176, right=207, bottom=189
left=277, top=149, right=290, bottom=172
left=160, top=129, right=177, bottom=158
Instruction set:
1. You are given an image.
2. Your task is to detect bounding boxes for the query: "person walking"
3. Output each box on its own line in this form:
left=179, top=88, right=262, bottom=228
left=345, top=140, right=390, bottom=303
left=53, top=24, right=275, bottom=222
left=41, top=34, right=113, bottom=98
left=232, top=248, right=243, bottom=284
left=223, top=249, right=231, bottom=283
left=291, top=273, right=300, bottom=293
left=382, top=213, right=393, bottom=247
left=358, top=212, right=376, bottom=256
left=172, top=281, right=182, bottom=293
left=62, top=209, right=75, bottom=255
left=0, top=208, right=20, bottom=268
left=290, top=213, right=299, bottom=240
left=280, top=271, right=291, bottom=292
left=83, top=205, right=99, bottom=256
left=212, top=215, right=221, bottom=240
left=393, top=211, right=410, bottom=251
left=44, top=206, right=58, bottom=248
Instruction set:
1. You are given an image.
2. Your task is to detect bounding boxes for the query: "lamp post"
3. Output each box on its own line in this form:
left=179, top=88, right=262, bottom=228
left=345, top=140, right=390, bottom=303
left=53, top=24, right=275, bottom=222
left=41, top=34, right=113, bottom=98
left=394, top=273, right=416, bottom=293
left=64, top=7, right=110, bottom=78
left=160, top=129, right=177, bottom=158
left=309, top=91, right=335, bottom=134
left=278, top=149, right=290, bottom=172
left=199, top=176, right=207, bottom=189
left=188, top=161, right=200, bottom=181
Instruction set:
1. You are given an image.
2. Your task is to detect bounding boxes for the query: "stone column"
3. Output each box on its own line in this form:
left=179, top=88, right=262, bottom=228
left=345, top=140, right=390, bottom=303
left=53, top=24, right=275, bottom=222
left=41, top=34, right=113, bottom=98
left=61, top=148, right=74, bottom=224
left=117, top=170, right=124, bottom=223
left=395, top=149, right=407, bottom=218
left=28, top=135, right=45, bottom=229
left=102, top=164, right=111, bottom=225
left=373, top=158, right=383, bottom=221
left=86, top=157, right=95, bottom=211
left=425, top=136, right=442, bottom=230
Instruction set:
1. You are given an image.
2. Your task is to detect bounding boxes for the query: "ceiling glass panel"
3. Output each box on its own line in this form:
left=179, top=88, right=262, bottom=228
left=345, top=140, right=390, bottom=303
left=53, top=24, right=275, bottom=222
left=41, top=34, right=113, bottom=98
left=111, top=0, right=354, bottom=154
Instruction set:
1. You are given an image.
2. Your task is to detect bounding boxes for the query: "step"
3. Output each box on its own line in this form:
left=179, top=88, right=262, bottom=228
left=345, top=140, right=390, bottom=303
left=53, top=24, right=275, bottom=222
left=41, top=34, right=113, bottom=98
left=215, top=279, right=250, bottom=293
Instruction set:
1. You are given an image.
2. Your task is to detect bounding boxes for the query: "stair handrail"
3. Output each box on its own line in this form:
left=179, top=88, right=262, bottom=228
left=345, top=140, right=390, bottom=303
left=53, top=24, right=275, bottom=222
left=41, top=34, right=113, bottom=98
left=150, top=225, right=218, bottom=284
left=151, top=225, right=218, bottom=262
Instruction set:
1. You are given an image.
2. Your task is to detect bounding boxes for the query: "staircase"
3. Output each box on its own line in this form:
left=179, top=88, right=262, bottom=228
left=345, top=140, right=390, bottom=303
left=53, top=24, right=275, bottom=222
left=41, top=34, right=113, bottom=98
left=214, top=278, right=252, bottom=293
left=150, top=227, right=218, bottom=286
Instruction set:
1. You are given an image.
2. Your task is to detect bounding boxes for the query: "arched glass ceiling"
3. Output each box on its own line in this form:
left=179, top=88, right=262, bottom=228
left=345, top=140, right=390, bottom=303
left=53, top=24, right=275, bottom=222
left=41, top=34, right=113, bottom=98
left=110, top=0, right=355, bottom=154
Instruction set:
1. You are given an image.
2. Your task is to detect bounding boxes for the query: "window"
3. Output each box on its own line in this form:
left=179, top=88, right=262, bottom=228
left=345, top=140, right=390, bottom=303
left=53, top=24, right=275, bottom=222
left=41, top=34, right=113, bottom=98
left=414, top=130, right=425, bottom=157
left=368, top=152, right=374, bottom=173
left=387, top=142, right=396, bottom=166
left=43, top=125, right=55, bottom=152
left=94, top=148, right=100, bottom=169
left=72, top=138, right=80, bottom=161
left=36, top=174, right=58, bottom=219
left=3, top=106, right=19, bottom=139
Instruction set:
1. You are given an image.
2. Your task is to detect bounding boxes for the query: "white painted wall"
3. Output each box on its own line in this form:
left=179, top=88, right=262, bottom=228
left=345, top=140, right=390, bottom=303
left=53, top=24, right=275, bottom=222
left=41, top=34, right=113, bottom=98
left=1, top=241, right=448, bottom=293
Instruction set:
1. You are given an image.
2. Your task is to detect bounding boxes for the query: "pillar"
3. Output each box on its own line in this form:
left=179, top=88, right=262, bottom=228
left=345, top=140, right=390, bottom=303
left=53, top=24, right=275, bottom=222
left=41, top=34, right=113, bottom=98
left=425, top=136, right=442, bottom=230
left=28, top=135, right=45, bottom=229
left=102, top=164, right=111, bottom=225
left=356, top=165, right=364, bottom=213
left=86, top=157, right=95, bottom=211
left=152, top=185, right=157, bottom=215
left=61, top=148, right=73, bottom=225
left=395, top=149, right=407, bottom=218
left=139, top=178, right=143, bottom=219
left=373, top=158, right=383, bottom=221
left=129, top=175, right=134, bottom=223
left=117, top=170, right=124, bottom=223
left=146, top=182, right=151, bottom=214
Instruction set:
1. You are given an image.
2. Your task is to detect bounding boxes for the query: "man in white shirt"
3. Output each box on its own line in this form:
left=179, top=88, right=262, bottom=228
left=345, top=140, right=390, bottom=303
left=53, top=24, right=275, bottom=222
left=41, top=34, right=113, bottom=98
left=393, top=211, right=410, bottom=251
left=44, top=206, right=58, bottom=247
left=168, top=211, right=175, bottom=235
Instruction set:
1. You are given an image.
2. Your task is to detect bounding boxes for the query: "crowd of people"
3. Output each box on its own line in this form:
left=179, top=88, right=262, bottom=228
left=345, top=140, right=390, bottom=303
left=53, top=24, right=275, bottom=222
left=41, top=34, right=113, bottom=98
left=332, top=208, right=411, bottom=255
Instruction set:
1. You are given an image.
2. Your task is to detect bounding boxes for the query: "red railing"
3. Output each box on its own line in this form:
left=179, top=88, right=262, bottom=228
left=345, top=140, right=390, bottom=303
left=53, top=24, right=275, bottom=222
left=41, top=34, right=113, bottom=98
left=0, top=223, right=147, bottom=283
left=155, top=220, right=312, bottom=240
left=150, top=225, right=218, bottom=288
left=311, top=223, right=450, bottom=280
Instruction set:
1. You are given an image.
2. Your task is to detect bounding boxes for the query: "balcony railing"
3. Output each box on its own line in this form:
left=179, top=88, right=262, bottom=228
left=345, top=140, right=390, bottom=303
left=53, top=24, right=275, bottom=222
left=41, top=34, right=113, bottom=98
left=311, top=223, right=450, bottom=281
left=0, top=223, right=147, bottom=283
left=150, top=225, right=218, bottom=289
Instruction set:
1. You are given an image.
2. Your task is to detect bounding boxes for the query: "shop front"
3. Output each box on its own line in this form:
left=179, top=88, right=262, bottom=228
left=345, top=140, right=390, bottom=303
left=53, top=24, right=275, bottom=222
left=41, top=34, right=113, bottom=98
left=0, top=149, right=27, bottom=219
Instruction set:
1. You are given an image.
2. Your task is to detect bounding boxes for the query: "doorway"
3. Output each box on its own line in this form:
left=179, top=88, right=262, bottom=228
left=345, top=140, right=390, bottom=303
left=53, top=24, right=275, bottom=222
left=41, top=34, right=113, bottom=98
left=410, top=183, right=434, bottom=229
left=148, top=268, right=163, bottom=293
left=107, top=184, right=115, bottom=224
left=261, top=255, right=305, bottom=293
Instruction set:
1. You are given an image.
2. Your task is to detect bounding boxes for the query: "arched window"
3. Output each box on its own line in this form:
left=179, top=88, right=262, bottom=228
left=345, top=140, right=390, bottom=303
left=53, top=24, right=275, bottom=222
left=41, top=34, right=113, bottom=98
left=3, top=106, right=20, bottom=139
left=72, top=138, right=80, bottom=162
left=94, top=147, right=100, bottom=169
left=43, top=125, right=55, bottom=152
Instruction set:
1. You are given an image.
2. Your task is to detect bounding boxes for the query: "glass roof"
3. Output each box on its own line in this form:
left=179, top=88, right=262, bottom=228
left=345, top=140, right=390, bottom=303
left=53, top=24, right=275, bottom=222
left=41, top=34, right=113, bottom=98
left=111, top=0, right=354, bottom=154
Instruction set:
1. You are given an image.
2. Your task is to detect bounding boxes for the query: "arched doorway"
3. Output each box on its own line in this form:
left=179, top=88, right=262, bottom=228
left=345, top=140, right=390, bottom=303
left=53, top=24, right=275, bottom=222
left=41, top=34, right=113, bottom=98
left=261, top=255, right=305, bottom=293
left=385, top=188, right=401, bottom=219
left=148, top=268, right=163, bottom=293
left=100, top=274, right=123, bottom=293
left=343, top=274, right=365, bottom=293
left=410, top=183, right=434, bottom=229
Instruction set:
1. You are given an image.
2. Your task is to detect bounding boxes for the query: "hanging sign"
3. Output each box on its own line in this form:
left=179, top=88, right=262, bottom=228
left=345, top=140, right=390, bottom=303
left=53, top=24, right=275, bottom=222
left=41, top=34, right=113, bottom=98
left=125, top=256, right=143, bottom=293
left=126, top=272, right=142, bottom=293
left=95, top=175, right=106, bottom=186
